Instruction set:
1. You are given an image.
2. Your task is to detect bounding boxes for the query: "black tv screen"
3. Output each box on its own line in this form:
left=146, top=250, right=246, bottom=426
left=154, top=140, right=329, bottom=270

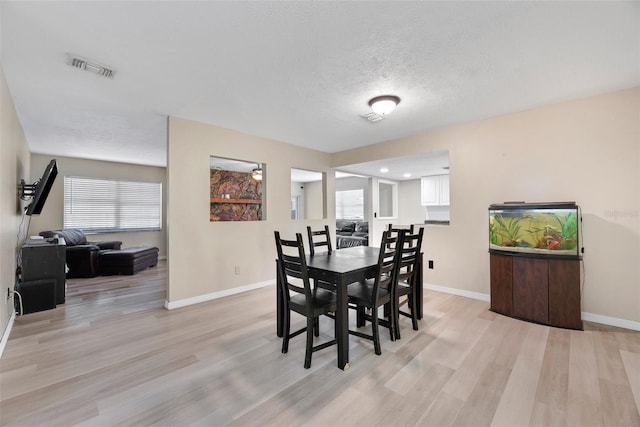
left=25, top=159, right=58, bottom=215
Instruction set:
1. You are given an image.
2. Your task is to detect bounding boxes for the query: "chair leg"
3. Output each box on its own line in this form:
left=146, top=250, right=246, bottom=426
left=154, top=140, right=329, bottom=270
left=411, top=289, right=419, bottom=331
left=282, top=309, right=291, bottom=354
left=314, top=317, right=320, bottom=337
left=394, top=297, right=402, bottom=340
left=357, top=306, right=365, bottom=327
left=371, top=307, right=381, bottom=355
left=304, top=317, right=314, bottom=369
left=384, top=302, right=395, bottom=341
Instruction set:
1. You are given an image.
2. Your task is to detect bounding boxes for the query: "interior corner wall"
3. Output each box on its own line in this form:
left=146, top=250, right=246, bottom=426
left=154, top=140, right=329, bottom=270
left=0, top=67, right=31, bottom=340
left=166, top=117, right=332, bottom=304
left=398, top=179, right=425, bottom=225
left=332, top=87, right=640, bottom=323
left=29, top=154, right=167, bottom=257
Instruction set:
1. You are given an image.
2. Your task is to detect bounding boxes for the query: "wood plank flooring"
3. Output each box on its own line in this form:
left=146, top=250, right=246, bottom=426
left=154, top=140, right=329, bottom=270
left=1, top=260, right=639, bottom=426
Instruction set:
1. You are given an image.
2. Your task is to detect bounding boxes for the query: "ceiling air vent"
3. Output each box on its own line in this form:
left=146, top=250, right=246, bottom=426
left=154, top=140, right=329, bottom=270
left=67, top=55, right=116, bottom=79
left=359, top=112, right=384, bottom=123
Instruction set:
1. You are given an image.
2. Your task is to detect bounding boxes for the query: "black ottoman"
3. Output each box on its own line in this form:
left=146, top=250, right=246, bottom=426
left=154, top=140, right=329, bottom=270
left=99, top=246, right=159, bottom=275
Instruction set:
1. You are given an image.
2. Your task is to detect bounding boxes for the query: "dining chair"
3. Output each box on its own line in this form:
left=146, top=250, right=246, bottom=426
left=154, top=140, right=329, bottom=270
left=306, top=225, right=332, bottom=256
left=347, top=230, right=403, bottom=355
left=393, top=227, right=424, bottom=339
left=274, top=231, right=337, bottom=369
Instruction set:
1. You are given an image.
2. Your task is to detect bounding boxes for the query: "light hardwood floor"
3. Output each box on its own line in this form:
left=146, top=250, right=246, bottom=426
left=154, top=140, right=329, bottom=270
left=1, top=260, right=639, bottom=426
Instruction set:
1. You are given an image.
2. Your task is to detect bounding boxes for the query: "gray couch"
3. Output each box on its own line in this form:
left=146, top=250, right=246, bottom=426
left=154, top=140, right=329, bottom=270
left=335, top=220, right=368, bottom=248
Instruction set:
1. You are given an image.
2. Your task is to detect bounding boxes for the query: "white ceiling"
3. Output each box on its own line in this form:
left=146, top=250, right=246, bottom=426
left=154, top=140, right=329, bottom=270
left=2, top=2, right=638, bottom=169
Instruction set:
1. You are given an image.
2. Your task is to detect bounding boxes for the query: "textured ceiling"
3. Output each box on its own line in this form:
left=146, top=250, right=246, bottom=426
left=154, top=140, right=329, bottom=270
left=1, top=2, right=638, bottom=169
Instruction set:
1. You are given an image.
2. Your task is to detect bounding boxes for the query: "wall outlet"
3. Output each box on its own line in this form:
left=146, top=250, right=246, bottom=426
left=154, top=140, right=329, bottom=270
left=428, top=260, right=434, bottom=269
left=234, top=266, right=240, bottom=275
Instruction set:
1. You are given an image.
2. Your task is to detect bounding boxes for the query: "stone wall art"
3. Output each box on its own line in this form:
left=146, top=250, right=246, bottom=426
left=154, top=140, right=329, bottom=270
left=210, top=157, right=263, bottom=221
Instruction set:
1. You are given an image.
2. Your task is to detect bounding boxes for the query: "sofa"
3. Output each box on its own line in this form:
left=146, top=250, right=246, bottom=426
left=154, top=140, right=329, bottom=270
left=335, top=220, right=369, bottom=248
left=39, top=229, right=122, bottom=278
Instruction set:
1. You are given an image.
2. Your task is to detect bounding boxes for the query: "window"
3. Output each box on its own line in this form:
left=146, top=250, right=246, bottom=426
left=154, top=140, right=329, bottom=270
left=64, top=176, right=162, bottom=232
left=377, top=180, right=397, bottom=219
left=291, top=196, right=299, bottom=220
left=336, top=189, right=364, bottom=219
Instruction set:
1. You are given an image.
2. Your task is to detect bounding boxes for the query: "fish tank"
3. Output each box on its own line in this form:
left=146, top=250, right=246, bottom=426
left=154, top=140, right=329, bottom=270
left=489, top=202, right=581, bottom=258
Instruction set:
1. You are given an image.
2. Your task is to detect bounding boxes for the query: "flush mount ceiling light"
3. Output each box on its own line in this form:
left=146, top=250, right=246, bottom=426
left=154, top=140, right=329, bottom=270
left=368, top=95, right=401, bottom=116
left=67, top=54, right=116, bottom=79
left=251, top=164, right=263, bottom=181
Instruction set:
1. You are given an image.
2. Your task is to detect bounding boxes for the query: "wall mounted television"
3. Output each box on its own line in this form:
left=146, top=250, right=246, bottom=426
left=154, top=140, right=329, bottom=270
left=21, top=159, right=58, bottom=216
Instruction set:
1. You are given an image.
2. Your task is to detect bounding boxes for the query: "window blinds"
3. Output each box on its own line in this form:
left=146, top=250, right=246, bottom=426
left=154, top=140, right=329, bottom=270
left=64, top=176, right=162, bottom=233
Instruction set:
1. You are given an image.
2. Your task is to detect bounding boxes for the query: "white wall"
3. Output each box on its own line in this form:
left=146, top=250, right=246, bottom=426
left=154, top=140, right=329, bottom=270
left=0, top=67, right=31, bottom=344
left=29, top=154, right=167, bottom=257
left=398, top=179, right=425, bottom=225
left=167, top=117, right=333, bottom=304
left=334, top=87, right=640, bottom=323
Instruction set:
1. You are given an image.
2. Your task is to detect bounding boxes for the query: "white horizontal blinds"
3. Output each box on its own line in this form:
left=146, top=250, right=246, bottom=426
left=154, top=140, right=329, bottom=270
left=64, top=176, right=162, bottom=232
left=336, top=189, right=364, bottom=219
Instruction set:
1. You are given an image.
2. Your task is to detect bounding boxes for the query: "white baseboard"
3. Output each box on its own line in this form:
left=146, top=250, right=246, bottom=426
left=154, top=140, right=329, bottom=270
left=0, top=310, right=16, bottom=359
left=581, top=312, right=640, bottom=331
left=165, top=279, right=275, bottom=310
left=423, top=282, right=490, bottom=302
left=423, top=283, right=640, bottom=331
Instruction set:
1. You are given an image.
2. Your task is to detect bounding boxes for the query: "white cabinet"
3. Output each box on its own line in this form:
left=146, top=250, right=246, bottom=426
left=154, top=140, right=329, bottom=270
left=421, top=174, right=450, bottom=206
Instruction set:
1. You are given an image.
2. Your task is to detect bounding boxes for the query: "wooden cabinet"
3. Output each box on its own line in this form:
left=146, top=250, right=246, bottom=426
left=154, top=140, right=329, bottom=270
left=513, top=257, right=549, bottom=324
left=421, top=175, right=449, bottom=206
left=490, top=253, right=513, bottom=316
left=490, top=252, right=582, bottom=330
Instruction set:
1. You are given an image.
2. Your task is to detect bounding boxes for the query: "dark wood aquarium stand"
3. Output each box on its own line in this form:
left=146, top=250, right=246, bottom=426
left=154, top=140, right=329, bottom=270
left=490, top=252, right=582, bottom=330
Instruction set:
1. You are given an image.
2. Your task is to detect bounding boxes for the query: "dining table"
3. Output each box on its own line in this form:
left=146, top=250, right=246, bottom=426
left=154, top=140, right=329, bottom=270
left=276, top=245, right=423, bottom=371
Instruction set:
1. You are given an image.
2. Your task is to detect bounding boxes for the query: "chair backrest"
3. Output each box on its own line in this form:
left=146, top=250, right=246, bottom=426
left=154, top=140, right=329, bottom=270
left=371, top=230, right=403, bottom=305
left=306, top=225, right=332, bottom=256
left=386, top=224, right=414, bottom=249
left=274, top=231, right=313, bottom=306
left=396, top=227, right=424, bottom=286
left=387, top=223, right=415, bottom=236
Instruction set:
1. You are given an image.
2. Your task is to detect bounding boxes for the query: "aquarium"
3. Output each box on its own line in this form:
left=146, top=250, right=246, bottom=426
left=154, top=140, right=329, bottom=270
left=489, top=202, right=580, bottom=258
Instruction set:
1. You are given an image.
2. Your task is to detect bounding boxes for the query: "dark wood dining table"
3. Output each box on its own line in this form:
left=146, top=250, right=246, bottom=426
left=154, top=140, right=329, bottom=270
left=276, top=245, right=423, bottom=371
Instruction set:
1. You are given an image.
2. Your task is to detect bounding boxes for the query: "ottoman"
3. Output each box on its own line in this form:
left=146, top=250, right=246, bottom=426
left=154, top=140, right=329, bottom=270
left=99, top=246, right=159, bottom=275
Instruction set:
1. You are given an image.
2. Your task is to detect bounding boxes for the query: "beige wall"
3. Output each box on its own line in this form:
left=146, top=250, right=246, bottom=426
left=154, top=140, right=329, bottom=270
left=29, top=154, right=167, bottom=257
left=304, top=180, right=324, bottom=220
left=0, top=67, right=31, bottom=338
left=333, top=87, right=640, bottom=323
left=167, top=117, right=333, bottom=303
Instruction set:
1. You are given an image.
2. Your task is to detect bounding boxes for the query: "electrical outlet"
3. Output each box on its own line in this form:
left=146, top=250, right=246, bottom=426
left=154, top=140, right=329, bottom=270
left=234, top=266, right=240, bottom=275
left=428, top=260, right=434, bottom=269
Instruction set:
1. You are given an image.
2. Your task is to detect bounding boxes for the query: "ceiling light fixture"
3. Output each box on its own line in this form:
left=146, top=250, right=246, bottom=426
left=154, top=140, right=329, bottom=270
left=380, top=167, right=389, bottom=173
left=368, top=95, right=401, bottom=116
left=403, top=173, right=412, bottom=178
left=251, top=164, right=263, bottom=181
